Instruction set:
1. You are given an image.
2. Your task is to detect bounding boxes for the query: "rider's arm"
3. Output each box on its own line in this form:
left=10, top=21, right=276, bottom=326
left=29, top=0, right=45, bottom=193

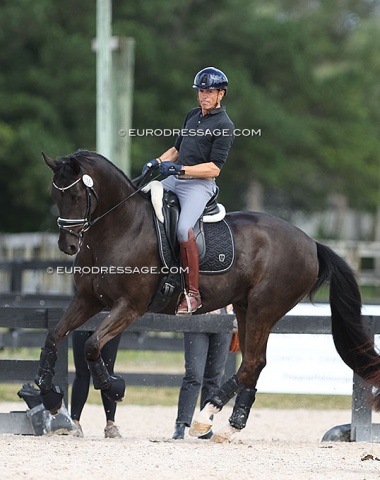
left=157, top=147, right=220, bottom=178
left=180, top=162, right=221, bottom=178
left=156, top=147, right=179, bottom=163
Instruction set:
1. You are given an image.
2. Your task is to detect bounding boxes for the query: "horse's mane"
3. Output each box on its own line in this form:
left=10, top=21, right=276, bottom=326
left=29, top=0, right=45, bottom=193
left=55, top=149, right=137, bottom=191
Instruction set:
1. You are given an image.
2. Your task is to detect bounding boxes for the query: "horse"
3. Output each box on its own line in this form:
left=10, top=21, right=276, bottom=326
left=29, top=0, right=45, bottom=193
left=36, top=149, right=380, bottom=443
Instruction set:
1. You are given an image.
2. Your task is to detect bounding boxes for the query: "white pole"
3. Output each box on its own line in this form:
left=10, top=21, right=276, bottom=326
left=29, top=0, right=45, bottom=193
left=112, top=37, right=135, bottom=175
left=96, top=0, right=112, bottom=159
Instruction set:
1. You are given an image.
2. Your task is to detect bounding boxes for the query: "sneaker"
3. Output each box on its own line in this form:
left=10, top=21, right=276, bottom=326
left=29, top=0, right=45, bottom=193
left=73, top=424, right=84, bottom=438
left=104, top=424, right=122, bottom=438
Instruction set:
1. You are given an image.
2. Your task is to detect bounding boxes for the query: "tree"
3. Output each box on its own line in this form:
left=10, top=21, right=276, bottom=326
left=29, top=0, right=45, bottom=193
left=0, top=0, right=379, bottom=234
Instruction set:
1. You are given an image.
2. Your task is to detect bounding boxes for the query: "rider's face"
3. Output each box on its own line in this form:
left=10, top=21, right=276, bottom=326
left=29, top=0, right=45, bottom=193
left=197, top=89, right=224, bottom=111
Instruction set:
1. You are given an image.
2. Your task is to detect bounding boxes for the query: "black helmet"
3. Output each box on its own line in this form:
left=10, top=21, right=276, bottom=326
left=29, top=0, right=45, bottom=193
left=192, top=67, right=228, bottom=94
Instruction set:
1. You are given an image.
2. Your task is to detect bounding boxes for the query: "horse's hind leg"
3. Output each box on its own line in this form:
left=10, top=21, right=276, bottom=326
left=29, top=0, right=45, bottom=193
left=191, top=302, right=275, bottom=443
left=189, top=304, right=247, bottom=438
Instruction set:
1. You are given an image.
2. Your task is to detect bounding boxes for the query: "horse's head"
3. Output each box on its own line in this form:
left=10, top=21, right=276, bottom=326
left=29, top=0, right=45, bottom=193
left=43, top=152, right=98, bottom=255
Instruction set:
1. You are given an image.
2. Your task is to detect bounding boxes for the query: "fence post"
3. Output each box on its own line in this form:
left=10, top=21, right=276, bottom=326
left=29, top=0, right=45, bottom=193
left=350, top=316, right=375, bottom=441
left=10, top=260, right=23, bottom=292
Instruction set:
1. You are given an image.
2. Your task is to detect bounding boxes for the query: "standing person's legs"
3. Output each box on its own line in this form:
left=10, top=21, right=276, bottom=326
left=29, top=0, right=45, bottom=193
left=200, top=332, right=233, bottom=409
left=71, top=331, right=92, bottom=435
left=173, top=332, right=209, bottom=438
left=100, top=333, right=122, bottom=438
left=195, top=332, right=232, bottom=439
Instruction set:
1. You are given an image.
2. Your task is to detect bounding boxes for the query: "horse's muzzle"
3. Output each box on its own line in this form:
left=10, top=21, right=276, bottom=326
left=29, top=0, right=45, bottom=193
left=58, top=234, right=79, bottom=255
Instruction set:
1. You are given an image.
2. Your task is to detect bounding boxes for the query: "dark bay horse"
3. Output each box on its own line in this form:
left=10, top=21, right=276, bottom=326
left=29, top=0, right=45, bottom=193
left=36, top=149, right=380, bottom=442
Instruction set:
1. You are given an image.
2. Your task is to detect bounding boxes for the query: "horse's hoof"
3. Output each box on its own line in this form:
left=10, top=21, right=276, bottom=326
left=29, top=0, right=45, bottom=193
left=211, top=433, right=230, bottom=443
left=189, top=421, right=212, bottom=437
left=212, top=423, right=240, bottom=443
left=40, top=385, right=64, bottom=415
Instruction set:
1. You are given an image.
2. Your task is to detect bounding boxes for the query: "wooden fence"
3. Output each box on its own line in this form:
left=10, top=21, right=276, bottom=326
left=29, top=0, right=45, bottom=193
left=1, top=239, right=380, bottom=294
left=0, top=298, right=379, bottom=442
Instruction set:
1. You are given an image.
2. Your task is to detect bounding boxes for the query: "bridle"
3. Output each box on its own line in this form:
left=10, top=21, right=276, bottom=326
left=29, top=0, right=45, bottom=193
left=53, top=174, right=98, bottom=241
left=52, top=169, right=159, bottom=242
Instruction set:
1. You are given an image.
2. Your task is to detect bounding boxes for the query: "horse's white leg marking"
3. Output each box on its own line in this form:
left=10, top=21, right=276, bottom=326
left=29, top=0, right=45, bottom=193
left=189, top=402, right=220, bottom=437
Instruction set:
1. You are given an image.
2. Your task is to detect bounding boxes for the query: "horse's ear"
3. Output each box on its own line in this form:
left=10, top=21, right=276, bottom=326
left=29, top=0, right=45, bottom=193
left=42, top=152, right=59, bottom=172
left=69, top=155, right=81, bottom=175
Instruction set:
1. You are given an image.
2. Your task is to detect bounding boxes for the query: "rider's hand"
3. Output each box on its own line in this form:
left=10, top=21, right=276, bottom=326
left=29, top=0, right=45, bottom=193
left=159, top=162, right=183, bottom=177
left=142, top=158, right=160, bottom=175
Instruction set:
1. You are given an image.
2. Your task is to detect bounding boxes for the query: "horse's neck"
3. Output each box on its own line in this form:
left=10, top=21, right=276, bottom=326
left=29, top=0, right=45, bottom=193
left=95, top=169, right=152, bottom=229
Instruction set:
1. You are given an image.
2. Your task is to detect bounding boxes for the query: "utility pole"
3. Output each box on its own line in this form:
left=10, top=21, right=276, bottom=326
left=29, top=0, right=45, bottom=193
left=96, top=0, right=112, bottom=160
left=95, top=0, right=134, bottom=175
left=112, top=37, right=135, bottom=176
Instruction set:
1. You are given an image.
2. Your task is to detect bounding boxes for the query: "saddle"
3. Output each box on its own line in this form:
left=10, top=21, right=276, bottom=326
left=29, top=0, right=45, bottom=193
left=142, top=180, right=235, bottom=312
left=143, top=180, right=225, bottom=261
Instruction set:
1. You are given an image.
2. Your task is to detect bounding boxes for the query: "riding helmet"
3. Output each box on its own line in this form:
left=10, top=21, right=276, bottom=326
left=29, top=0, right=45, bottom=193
left=192, top=67, right=228, bottom=95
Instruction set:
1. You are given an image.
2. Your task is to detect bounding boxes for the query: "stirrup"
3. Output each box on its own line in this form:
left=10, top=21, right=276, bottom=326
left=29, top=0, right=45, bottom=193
left=176, top=290, right=202, bottom=316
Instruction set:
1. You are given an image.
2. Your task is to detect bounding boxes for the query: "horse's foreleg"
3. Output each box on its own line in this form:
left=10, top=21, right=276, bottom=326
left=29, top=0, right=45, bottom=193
left=86, top=355, right=126, bottom=403
left=34, top=346, right=65, bottom=414
left=35, top=294, right=103, bottom=414
left=84, top=302, right=140, bottom=403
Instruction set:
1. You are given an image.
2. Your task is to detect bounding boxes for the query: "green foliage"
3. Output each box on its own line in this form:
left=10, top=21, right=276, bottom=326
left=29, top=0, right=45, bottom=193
left=0, top=0, right=379, bottom=231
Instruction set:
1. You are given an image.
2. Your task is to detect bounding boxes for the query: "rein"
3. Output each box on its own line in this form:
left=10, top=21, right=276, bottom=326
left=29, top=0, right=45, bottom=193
left=53, top=168, right=160, bottom=241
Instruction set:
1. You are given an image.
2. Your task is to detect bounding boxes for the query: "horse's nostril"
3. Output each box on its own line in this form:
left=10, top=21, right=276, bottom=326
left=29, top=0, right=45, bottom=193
left=58, top=240, right=78, bottom=255
left=68, top=244, right=78, bottom=254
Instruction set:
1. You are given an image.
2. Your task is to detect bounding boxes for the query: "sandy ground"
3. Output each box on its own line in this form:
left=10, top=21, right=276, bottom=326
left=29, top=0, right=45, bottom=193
left=0, top=402, right=380, bottom=480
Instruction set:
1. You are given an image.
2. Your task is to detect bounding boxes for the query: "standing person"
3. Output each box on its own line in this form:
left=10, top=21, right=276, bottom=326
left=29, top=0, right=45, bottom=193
left=70, top=330, right=123, bottom=438
left=172, top=306, right=234, bottom=440
left=142, top=67, right=235, bottom=315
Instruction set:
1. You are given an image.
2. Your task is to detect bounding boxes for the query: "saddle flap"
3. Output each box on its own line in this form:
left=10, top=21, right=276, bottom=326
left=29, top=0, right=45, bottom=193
left=162, top=190, right=180, bottom=255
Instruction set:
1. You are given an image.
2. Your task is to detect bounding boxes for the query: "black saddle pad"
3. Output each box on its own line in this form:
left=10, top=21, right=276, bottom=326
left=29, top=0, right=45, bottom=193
left=155, top=217, right=235, bottom=275
left=199, top=220, right=235, bottom=273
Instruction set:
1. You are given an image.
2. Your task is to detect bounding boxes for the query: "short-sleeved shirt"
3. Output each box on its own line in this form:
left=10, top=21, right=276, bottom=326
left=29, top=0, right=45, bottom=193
left=174, top=106, right=235, bottom=170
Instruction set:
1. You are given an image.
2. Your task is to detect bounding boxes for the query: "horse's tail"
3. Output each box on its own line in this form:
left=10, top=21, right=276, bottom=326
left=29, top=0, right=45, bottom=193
left=310, top=242, right=380, bottom=410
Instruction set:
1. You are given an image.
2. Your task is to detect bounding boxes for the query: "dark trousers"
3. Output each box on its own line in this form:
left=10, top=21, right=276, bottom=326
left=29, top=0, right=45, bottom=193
left=175, top=331, right=232, bottom=426
left=70, top=330, right=122, bottom=423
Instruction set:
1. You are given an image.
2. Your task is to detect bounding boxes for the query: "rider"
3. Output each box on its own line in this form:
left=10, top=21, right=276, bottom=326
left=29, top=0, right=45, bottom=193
left=143, top=67, right=235, bottom=315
